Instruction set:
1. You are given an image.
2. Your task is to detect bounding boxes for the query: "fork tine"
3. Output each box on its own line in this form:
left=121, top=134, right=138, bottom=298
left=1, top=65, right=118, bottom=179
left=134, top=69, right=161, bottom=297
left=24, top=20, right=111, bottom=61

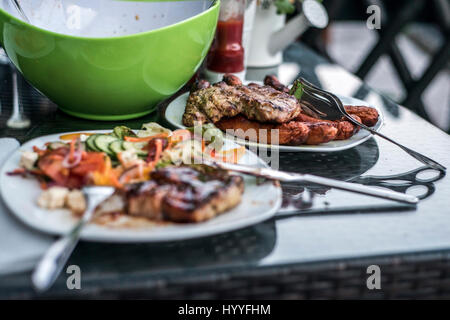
left=291, top=78, right=343, bottom=120
left=300, top=79, right=351, bottom=117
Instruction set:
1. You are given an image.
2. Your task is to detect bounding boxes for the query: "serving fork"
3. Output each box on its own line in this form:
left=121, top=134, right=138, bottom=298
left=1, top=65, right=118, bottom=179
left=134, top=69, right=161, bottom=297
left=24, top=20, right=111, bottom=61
left=32, top=186, right=115, bottom=292
left=290, top=78, right=446, bottom=171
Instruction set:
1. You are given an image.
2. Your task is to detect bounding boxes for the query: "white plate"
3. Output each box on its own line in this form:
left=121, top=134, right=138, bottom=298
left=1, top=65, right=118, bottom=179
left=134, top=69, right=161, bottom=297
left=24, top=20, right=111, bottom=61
left=165, top=92, right=384, bottom=152
left=0, top=131, right=281, bottom=243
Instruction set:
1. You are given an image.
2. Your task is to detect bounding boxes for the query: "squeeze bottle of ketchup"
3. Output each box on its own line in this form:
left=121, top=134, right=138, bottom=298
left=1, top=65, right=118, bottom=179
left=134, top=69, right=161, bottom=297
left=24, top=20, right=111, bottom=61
left=205, top=0, right=246, bottom=82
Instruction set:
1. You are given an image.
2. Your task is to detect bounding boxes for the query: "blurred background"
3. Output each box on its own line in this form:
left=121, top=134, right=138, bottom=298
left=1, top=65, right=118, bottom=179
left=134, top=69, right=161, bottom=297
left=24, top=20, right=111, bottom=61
left=298, top=0, right=449, bottom=133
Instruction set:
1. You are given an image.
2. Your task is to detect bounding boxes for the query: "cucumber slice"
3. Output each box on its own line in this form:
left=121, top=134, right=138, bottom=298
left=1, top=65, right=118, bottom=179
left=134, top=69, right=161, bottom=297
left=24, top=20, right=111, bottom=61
left=86, top=134, right=102, bottom=152
left=109, top=140, right=125, bottom=155
left=122, top=141, right=147, bottom=156
left=113, top=126, right=136, bottom=139
left=94, top=135, right=119, bottom=155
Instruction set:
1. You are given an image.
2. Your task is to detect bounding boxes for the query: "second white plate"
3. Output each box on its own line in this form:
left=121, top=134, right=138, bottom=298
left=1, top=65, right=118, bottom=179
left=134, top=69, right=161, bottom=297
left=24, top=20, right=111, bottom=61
left=165, top=92, right=384, bottom=152
left=0, top=131, right=282, bottom=243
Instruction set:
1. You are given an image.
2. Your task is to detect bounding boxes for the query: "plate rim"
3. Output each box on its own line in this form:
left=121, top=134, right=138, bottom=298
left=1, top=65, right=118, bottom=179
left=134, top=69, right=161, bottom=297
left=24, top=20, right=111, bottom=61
left=164, top=92, right=385, bottom=152
left=0, top=130, right=282, bottom=243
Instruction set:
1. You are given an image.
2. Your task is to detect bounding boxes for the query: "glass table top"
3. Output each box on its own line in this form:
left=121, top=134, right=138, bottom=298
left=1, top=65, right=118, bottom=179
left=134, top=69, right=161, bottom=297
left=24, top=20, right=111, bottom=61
left=0, top=43, right=449, bottom=296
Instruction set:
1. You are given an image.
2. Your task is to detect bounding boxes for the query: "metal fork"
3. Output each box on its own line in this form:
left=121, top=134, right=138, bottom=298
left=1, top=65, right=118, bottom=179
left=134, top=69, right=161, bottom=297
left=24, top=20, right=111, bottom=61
left=290, top=78, right=446, bottom=171
left=32, top=186, right=115, bottom=292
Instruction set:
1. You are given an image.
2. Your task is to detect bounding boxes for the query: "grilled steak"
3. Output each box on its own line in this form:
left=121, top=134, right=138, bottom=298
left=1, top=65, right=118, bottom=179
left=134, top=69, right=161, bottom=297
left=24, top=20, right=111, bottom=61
left=183, top=75, right=301, bottom=126
left=123, top=165, right=244, bottom=223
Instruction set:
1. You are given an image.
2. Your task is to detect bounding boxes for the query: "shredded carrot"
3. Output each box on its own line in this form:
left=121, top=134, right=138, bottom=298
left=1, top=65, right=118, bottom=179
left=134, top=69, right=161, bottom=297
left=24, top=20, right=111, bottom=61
left=201, top=139, right=206, bottom=152
left=69, top=137, right=76, bottom=161
left=169, top=129, right=191, bottom=144
left=153, top=139, right=163, bottom=165
left=124, top=133, right=168, bottom=142
left=110, top=173, right=122, bottom=189
left=210, top=146, right=246, bottom=164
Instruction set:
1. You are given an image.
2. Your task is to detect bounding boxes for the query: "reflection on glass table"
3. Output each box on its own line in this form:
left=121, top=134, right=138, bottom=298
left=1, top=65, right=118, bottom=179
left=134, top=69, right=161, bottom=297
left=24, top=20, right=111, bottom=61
left=0, top=47, right=30, bottom=129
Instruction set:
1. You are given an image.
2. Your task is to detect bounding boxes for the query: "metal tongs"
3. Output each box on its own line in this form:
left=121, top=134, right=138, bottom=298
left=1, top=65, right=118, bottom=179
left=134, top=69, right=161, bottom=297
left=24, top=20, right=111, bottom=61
left=203, top=160, right=419, bottom=204
left=290, top=78, right=446, bottom=171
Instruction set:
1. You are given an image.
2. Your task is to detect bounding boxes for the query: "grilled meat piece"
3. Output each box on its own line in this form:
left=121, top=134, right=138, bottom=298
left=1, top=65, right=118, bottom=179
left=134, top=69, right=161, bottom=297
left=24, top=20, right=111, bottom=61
left=222, top=74, right=243, bottom=86
left=191, top=79, right=211, bottom=92
left=302, top=121, right=338, bottom=145
left=343, top=105, right=379, bottom=127
left=216, top=115, right=339, bottom=145
left=264, top=75, right=290, bottom=93
left=124, top=165, right=244, bottom=223
left=125, top=181, right=170, bottom=220
left=216, top=115, right=310, bottom=145
left=183, top=84, right=241, bottom=126
left=238, top=84, right=301, bottom=123
left=183, top=75, right=301, bottom=127
left=295, top=113, right=361, bottom=140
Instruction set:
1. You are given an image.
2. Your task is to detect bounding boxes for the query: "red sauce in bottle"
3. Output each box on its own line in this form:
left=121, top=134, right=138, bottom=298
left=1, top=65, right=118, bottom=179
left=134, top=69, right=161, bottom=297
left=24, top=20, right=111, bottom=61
left=207, top=19, right=244, bottom=73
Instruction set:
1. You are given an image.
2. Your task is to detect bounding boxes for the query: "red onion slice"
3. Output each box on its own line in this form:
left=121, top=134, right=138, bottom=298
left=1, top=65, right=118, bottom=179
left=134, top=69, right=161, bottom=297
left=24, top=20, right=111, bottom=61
left=62, top=149, right=82, bottom=168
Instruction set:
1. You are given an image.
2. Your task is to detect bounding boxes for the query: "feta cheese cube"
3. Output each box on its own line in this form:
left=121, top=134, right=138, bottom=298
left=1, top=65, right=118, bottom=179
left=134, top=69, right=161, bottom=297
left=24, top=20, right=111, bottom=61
left=37, top=187, right=69, bottom=209
left=20, top=151, right=38, bottom=170
left=66, top=189, right=86, bottom=214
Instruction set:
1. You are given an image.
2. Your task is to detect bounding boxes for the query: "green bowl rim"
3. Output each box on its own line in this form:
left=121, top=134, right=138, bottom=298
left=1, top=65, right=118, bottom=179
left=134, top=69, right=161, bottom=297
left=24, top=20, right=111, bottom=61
left=0, top=0, right=219, bottom=41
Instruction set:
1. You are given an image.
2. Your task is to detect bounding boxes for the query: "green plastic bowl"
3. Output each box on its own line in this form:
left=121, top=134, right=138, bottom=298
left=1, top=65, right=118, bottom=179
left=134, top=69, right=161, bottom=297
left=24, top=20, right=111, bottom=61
left=0, top=0, right=219, bottom=120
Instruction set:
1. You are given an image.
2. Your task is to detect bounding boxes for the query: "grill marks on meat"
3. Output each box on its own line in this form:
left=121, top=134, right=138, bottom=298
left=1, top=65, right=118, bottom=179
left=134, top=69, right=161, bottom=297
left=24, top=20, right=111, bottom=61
left=123, top=166, right=244, bottom=223
left=183, top=76, right=301, bottom=127
left=183, top=84, right=240, bottom=125
left=238, top=84, right=301, bottom=123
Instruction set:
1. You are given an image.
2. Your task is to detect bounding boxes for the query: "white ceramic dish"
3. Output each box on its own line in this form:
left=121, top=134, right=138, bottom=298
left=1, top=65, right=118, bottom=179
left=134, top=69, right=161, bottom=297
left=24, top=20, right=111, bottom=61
left=165, top=92, right=384, bottom=152
left=0, top=131, right=282, bottom=243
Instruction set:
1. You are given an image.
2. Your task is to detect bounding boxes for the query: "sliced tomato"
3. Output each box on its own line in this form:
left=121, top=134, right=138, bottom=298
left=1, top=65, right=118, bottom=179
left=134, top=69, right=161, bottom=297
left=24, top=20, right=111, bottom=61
left=71, top=152, right=106, bottom=176
left=38, top=154, right=68, bottom=185
left=65, top=174, right=85, bottom=189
